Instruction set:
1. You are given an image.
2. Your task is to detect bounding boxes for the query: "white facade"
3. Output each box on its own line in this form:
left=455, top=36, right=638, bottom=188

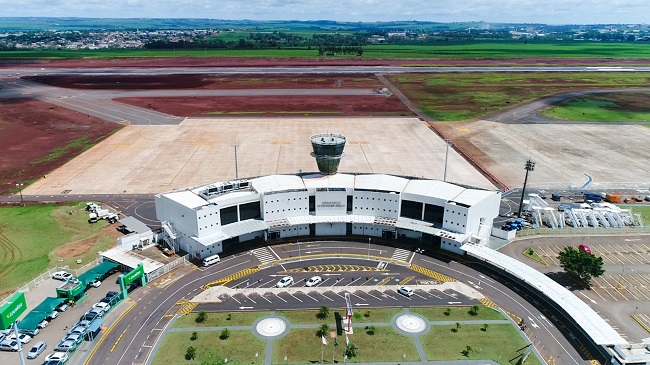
left=155, top=173, right=501, bottom=259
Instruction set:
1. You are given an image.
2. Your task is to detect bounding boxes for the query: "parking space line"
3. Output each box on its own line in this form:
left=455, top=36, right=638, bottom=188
left=631, top=243, right=650, bottom=263
left=601, top=276, right=628, bottom=301
left=607, top=244, right=635, bottom=265
left=345, top=291, right=366, bottom=301
left=426, top=290, right=443, bottom=299
left=260, top=279, right=275, bottom=287
left=609, top=275, right=638, bottom=301
left=628, top=275, right=650, bottom=299
left=260, top=294, right=273, bottom=303
left=591, top=278, right=617, bottom=301
left=539, top=246, right=559, bottom=266
left=274, top=294, right=288, bottom=303
left=639, top=274, right=650, bottom=287
left=364, top=291, right=383, bottom=301
left=590, top=246, right=612, bottom=264
left=303, top=293, right=319, bottom=302
left=245, top=295, right=257, bottom=304
left=588, top=286, right=608, bottom=302
left=361, top=277, right=375, bottom=285
left=413, top=292, right=427, bottom=300
left=318, top=292, right=335, bottom=302
left=288, top=292, right=303, bottom=302
left=622, top=244, right=644, bottom=264
left=230, top=295, right=241, bottom=304
left=384, top=293, right=399, bottom=301
left=347, top=277, right=362, bottom=286
left=620, top=275, right=650, bottom=300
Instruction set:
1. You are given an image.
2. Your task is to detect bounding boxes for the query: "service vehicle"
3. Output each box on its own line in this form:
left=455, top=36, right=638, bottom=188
left=202, top=254, right=221, bottom=267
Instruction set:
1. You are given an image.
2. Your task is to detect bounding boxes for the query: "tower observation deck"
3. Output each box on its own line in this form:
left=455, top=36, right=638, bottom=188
left=310, top=133, right=346, bottom=175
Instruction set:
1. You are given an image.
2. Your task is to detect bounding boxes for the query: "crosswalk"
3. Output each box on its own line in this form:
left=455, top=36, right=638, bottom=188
left=391, top=248, right=411, bottom=262
left=250, top=247, right=277, bottom=264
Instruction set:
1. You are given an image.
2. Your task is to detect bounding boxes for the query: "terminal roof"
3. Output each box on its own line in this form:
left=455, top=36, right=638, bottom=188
left=462, top=243, right=628, bottom=347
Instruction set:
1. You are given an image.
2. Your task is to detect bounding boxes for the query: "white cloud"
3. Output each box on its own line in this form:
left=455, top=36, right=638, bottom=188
left=0, top=0, right=647, bottom=24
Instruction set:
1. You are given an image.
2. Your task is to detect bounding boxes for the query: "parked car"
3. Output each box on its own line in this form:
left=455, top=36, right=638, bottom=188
left=0, top=339, right=19, bottom=351
left=67, top=325, right=87, bottom=336
left=305, top=276, right=322, bottom=287
left=64, top=333, right=83, bottom=345
left=105, top=291, right=118, bottom=299
left=276, top=276, right=294, bottom=288
left=578, top=244, right=592, bottom=254
left=42, top=360, right=63, bottom=365
left=48, top=310, right=59, bottom=320
left=54, top=339, right=77, bottom=353
left=93, top=302, right=111, bottom=312
left=89, top=279, right=102, bottom=288
left=56, top=303, right=70, bottom=312
left=45, top=351, right=69, bottom=363
left=52, top=271, right=73, bottom=281
left=37, top=320, right=49, bottom=329
left=18, top=327, right=39, bottom=337
left=7, top=332, right=31, bottom=344
left=397, top=286, right=414, bottom=297
left=73, top=320, right=91, bottom=329
left=26, top=340, right=47, bottom=359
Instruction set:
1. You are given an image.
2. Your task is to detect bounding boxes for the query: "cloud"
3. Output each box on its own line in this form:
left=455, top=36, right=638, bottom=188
left=0, top=0, right=647, bottom=24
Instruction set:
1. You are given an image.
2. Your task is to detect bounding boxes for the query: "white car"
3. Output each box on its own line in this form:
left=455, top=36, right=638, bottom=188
left=52, top=271, right=73, bottom=281
left=45, top=351, right=69, bottom=363
left=397, top=286, right=414, bottom=297
left=276, top=276, right=294, bottom=288
left=56, top=303, right=70, bottom=312
left=37, top=320, right=49, bottom=329
left=47, top=310, right=59, bottom=320
left=0, top=339, right=19, bottom=351
left=89, top=279, right=102, bottom=288
left=93, top=302, right=111, bottom=312
left=7, top=332, right=31, bottom=344
left=305, top=276, right=322, bottom=287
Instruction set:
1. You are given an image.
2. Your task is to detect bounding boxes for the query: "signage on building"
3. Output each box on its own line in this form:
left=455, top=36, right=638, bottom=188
left=0, top=292, right=27, bottom=330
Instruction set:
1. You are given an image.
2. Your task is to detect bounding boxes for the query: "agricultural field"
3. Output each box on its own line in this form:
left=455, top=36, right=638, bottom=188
left=0, top=203, right=119, bottom=298
left=386, top=72, right=650, bottom=121
left=0, top=98, right=122, bottom=194
left=540, top=92, right=650, bottom=122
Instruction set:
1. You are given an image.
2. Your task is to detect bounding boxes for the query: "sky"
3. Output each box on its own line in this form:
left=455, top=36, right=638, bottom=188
left=0, top=0, right=648, bottom=24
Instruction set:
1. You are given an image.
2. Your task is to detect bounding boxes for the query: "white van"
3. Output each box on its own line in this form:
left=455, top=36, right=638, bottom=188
left=202, top=254, right=221, bottom=267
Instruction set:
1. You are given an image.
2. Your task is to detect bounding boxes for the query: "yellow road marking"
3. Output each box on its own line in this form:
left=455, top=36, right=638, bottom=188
left=601, top=276, right=627, bottom=301
left=84, top=301, right=137, bottom=365
left=375, top=277, right=393, bottom=286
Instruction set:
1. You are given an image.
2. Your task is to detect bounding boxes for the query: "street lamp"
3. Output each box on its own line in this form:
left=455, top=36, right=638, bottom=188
left=232, top=142, right=239, bottom=179
left=368, top=237, right=371, bottom=259
left=517, top=159, right=535, bottom=218
left=15, top=183, right=24, bottom=206
left=443, top=139, right=452, bottom=182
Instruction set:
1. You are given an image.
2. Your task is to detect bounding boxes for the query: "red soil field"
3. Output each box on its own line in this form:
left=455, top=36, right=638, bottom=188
left=0, top=99, right=121, bottom=194
left=3, top=56, right=650, bottom=69
left=115, top=95, right=413, bottom=117
left=24, top=73, right=384, bottom=90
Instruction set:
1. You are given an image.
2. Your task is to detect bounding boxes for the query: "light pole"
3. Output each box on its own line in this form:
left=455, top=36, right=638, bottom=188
left=16, top=183, right=24, bottom=206
left=517, top=159, right=535, bottom=218
left=443, top=139, right=452, bottom=182
left=368, top=237, right=371, bottom=259
left=232, top=142, right=239, bottom=179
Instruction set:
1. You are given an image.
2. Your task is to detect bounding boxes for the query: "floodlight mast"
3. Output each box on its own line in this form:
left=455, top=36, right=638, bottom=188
left=517, top=159, right=535, bottom=218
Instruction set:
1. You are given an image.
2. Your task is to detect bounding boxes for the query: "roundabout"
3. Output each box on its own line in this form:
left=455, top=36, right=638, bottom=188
left=394, top=314, right=428, bottom=334
left=254, top=317, right=289, bottom=339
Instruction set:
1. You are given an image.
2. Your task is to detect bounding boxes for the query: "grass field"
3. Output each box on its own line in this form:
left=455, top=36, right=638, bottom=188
left=0, top=203, right=114, bottom=297
left=174, top=311, right=266, bottom=328
left=2, top=40, right=650, bottom=60
left=272, top=328, right=420, bottom=364
left=622, top=205, right=650, bottom=224
left=421, top=324, right=541, bottom=364
left=387, top=72, right=650, bottom=121
left=152, top=330, right=266, bottom=365
left=540, top=92, right=650, bottom=122
left=409, top=306, right=505, bottom=321
left=276, top=308, right=403, bottom=325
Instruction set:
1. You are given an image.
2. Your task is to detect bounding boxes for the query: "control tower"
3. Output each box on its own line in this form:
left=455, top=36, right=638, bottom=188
left=310, top=133, right=346, bottom=175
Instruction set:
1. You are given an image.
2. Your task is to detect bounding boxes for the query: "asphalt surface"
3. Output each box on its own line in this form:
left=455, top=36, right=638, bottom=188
left=79, top=241, right=594, bottom=365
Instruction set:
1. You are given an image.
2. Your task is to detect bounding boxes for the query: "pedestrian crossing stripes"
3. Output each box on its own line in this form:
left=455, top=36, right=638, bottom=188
left=281, top=265, right=388, bottom=273
left=201, top=267, right=261, bottom=289
left=251, top=247, right=277, bottom=264
left=409, top=264, right=457, bottom=283
left=391, top=248, right=411, bottom=262
left=177, top=301, right=198, bottom=315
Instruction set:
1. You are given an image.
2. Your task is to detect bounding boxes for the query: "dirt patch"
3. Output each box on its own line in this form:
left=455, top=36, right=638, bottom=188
left=115, top=95, right=413, bottom=117
left=24, top=73, right=383, bottom=90
left=4, top=57, right=650, bottom=69
left=0, top=98, right=121, bottom=194
left=55, top=224, right=120, bottom=258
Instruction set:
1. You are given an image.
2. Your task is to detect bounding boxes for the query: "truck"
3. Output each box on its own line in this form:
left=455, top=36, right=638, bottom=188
left=88, top=213, right=99, bottom=223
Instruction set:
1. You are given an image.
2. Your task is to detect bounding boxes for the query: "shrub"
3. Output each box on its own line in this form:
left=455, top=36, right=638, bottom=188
left=190, top=331, right=198, bottom=341
left=195, top=310, right=207, bottom=323
left=185, top=346, right=196, bottom=360
left=220, top=328, right=230, bottom=340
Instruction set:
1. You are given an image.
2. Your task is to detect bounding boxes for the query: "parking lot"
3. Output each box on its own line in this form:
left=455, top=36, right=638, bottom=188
left=0, top=273, right=122, bottom=363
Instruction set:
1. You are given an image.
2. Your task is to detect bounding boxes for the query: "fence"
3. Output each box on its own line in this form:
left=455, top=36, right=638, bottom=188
left=516, top=225, right=650, bottom=237
left=0, top=257, right=101, bottom=307
left=146, top=254, right=191, bottom=281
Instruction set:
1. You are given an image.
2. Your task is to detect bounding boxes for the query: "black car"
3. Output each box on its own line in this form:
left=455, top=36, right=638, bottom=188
left=105, top=291, right=118, bottom=298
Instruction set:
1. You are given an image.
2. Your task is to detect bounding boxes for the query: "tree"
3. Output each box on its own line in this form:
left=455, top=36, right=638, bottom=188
left=345, top=343, right=358, bottom=358
left=195, top=310, right=207, bottom=323
left=444, top=308, right=451, bottom=316
left=317, top=305, right=330, bottom=320
left=316, top=323, right=330, bottom=338
left=557, top=246, right=605, bottom=283
left=482, top=323, right=489, bottom=332
left=461, top=345, right=473, bottom=357
left=185, top=346, right=196, bottom=360
left=220, top=328, right=230, bottom=340
left=190, top=331, right=198, bottom=341
left=469, top=305, right=480, bottom=316
left=366, top=325, right=376, bottom=335
left=452, top=322, right=461, bottom=332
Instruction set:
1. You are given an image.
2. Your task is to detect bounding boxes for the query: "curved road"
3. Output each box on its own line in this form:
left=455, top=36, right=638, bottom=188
left=88, top=241, right=593, bottom=365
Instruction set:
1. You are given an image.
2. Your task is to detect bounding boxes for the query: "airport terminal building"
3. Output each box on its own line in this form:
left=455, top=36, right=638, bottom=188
left=155, top=173, right=501, bottom=260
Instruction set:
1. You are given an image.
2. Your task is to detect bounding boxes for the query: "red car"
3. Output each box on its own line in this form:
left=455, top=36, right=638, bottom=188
left=578, top=244, right=592, bottom=254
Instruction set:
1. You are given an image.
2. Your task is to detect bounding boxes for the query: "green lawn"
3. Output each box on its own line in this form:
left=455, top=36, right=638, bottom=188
left=275, top=310, right=330, bottom=325
left=0, top=203, right=111, bottom=297
left=421, top=324, right=541, bottom=364
left=387, top=72, right=650, bottom=121
left=174, top=311, right=269, bottom=328
left=409, top=306, right=505, bottom=321
left=352, top=307, right=404, bottom=323
left=272, top=328, right=419, bottom=364
left=152, top=330, right=266, bottom=365
left=622, top=205, right=650, bottom=224
left=540, top=93, right=650, bottom=122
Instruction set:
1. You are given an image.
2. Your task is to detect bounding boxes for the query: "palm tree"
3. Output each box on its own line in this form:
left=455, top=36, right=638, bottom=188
left=317, top=323, right=330, bottom=338
left=317, top=305, right=330, bottom=320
